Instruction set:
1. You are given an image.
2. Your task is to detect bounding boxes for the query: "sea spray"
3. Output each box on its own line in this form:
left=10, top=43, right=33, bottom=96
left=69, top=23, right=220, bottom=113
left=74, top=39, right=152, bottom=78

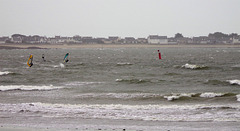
left=60, top=63, right=65, bottom=68
left=0, top=85, right=64, bottom=91
left=227, top=80, right=240, bottom=86
left=0, top=71, right=12, bottom=75
left=182, top=63, right=208, bottom=69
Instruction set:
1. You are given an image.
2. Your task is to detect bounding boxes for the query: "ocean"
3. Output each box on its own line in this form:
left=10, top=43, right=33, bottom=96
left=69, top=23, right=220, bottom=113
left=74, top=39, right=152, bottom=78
left=0, top=47, right=240, bottom=130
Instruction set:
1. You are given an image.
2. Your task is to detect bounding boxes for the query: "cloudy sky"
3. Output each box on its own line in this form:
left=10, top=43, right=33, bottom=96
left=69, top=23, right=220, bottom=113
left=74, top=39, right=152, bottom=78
left=1, top=0, right=240, bottom=38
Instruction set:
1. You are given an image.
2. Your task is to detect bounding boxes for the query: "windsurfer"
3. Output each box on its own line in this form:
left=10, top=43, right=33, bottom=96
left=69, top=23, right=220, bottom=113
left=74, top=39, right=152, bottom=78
left=42, top=54, right=46, bottom=62
left=64, top=53, right=69, bottom=63
left=27, top=54, right=33, bottom=67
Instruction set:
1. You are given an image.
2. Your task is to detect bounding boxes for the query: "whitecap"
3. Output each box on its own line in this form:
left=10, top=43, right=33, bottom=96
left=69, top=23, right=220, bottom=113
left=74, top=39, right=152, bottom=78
left=53, top=63, right=65, bottom=68
left=164, top=95, right=180, bottom=101
left=0, top=71, right=12, bottom=76
left=232, top=64, right=240, bottom=68
left=117, top=62, right=132, bottom=66
left=182, top=63, right=208, bottom=69
left=236, top=94, right=240, bottom=102
left=76, top=93, right=162, bottom=99
left=0, top=85, right=64, bottom=91
left=163, top=93, right=196, bottom=101
left=65, top=81, right=104, bottom=86
left=227, top=80, right=240, bottom=85
left=53, top=65, right=59, bottom=68
left=60, top=63, right=65, bottom=68
left=200, top=92, right=224, bottom=98
left=180, top=93, right=197, bottom=97
left=115, top=79, right=123, bottom=82
left=1, top=102, right=240, bottom=122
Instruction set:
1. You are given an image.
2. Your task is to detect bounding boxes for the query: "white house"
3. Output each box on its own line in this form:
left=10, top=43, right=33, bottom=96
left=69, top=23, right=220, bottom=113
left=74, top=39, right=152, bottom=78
left=232, top=37, right=240, bottom=44
left=147, top=35, right=168, bottom=44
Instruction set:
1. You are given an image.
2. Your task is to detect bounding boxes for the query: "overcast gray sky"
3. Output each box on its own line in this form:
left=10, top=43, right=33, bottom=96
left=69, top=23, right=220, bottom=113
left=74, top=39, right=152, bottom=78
left=1, top=0, right=240, bottom=38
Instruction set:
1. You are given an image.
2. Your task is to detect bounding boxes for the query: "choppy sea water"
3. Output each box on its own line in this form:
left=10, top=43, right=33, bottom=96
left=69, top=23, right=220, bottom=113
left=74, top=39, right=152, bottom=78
left=0, top=47, right=240, bottom=130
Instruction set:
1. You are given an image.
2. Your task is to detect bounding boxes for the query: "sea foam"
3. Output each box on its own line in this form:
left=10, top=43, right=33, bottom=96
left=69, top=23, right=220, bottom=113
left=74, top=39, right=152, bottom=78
left=182, top=63, right=207, bottom=70
left=163, top=93, right=196, bottom=101
left=227, top=80, right=240, bottom=86
left=200, top=92, right=224, bottom=98
left=116, top=62, right=133, bottom=66
left=0, top=85, right=64, bottom=91
left=1, top=102, right=240, bottom=122
left=0, top=71, right=12, bottom=76
left=236, top=94, right=240, bottom=102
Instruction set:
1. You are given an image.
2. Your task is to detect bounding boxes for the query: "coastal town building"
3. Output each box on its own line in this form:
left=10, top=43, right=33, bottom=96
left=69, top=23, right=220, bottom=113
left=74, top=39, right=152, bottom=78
left=124, top=37, right=136, bottom=44
left=108, top=36, right=120, bottom=43
left=0, top=37, right=10, bottom=43
left=176, top=37, right=192, bottom=44
left=147, top=35, right=168, bottom=44
left=232, top=37, right=240, bottom=44
left=193, top=36, right=209, bottom=44
left=1, top=32, right=239, bottom=45
left=167, top=37, right=177, bottom=44
left=137, top=38, right=147, bottom=44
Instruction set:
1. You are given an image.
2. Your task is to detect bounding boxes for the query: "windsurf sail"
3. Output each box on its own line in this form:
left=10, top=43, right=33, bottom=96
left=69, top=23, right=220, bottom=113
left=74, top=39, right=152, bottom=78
left=27, top=54, right=33, bottom=67
left=63, top=53, right=69, bottom=63
left=158, top=50, right=161, bottom=59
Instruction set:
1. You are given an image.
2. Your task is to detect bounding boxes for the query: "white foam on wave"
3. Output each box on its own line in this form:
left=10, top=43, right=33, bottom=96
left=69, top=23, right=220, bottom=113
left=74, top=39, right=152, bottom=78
left=227, top=80, right=240, bottom=85
left=115, top=79, right=122, bottom=82
left=182, top=63, right=207, bottom=69
left=53, top=63, right=65, bottom=68
left=1, top=102, right=240, bottom=122
left=200, top=92, right=224, bottom=98
left=76, top=93, right=162, bottom=99
left=0, top=71, right=12, bottom=76
left=164, top=95, right=180, bottom=101
left=60, top=63, right=65, bottom=68
left=232, top=64, right=240, bottom=68
left=163, top=93, right=196, bottom=101
left=65, top=81, right=104, bottom=86
left=0, top=85, right=64, bottom=91
left=236, top=94, right=240, bottom=102
left=117, top=62, right=132, bottom=66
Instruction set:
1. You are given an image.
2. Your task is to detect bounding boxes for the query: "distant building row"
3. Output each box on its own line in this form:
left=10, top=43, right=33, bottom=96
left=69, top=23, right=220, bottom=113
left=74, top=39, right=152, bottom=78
left=1, top=34, right=240, bottom=44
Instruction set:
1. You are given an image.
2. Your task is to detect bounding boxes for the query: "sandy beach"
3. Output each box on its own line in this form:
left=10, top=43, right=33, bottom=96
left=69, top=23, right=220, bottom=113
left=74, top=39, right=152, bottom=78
left=1, top=43, right=240, bottom=49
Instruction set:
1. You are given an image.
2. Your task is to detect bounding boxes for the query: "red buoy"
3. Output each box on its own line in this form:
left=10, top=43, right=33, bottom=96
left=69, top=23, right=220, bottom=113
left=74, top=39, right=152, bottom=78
left=158, top=50, right=161, bottom=59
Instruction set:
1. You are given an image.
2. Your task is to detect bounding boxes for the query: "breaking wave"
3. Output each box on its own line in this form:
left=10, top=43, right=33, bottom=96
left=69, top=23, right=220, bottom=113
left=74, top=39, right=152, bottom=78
left=74, top=92, right=238, bottom=102
left=237, top=94, right=240, bottom=102
left=65, top=81, right=104, bottom=86
left=116, top=62, right=133, bottom=66
left=205, top=79, right=228, bottom=86
left=116, top=78, right=148, bottom=84
left=76, top=93, right=163, bottom=100
left=182, top=63, right=208, bottom=70
left=115, top=78, right=159, bottom=84
left=232, top=64, right=240, bottom=68
left=200, top=92, right=225, bottom=98
left=1, top=102, right=240, bottom=122
left=227, top=80, right=240, bottom=86
left=0, top=85, right=64, bottom=91
left=163, top=93, right=198, bottom=101
left=0, top=71, right=13, bottom=76
left=53, top=63, right=65, bottom=68
left=163, top=92, right=237, bottom=101
left=205, top=79, right=240, bottom=86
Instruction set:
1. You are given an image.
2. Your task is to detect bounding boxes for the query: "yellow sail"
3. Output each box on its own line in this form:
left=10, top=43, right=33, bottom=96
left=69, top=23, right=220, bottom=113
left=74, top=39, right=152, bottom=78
left=27, top=54, right=33, bottom=67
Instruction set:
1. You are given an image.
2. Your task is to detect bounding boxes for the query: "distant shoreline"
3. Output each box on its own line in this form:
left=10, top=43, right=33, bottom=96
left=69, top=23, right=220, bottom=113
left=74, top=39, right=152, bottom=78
left=1, top=43, right=240, bottom=49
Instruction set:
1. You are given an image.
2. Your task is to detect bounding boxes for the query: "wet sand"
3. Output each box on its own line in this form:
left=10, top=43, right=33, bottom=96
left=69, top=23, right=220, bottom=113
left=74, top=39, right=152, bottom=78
left=1, top=120, right=240, bottom=131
